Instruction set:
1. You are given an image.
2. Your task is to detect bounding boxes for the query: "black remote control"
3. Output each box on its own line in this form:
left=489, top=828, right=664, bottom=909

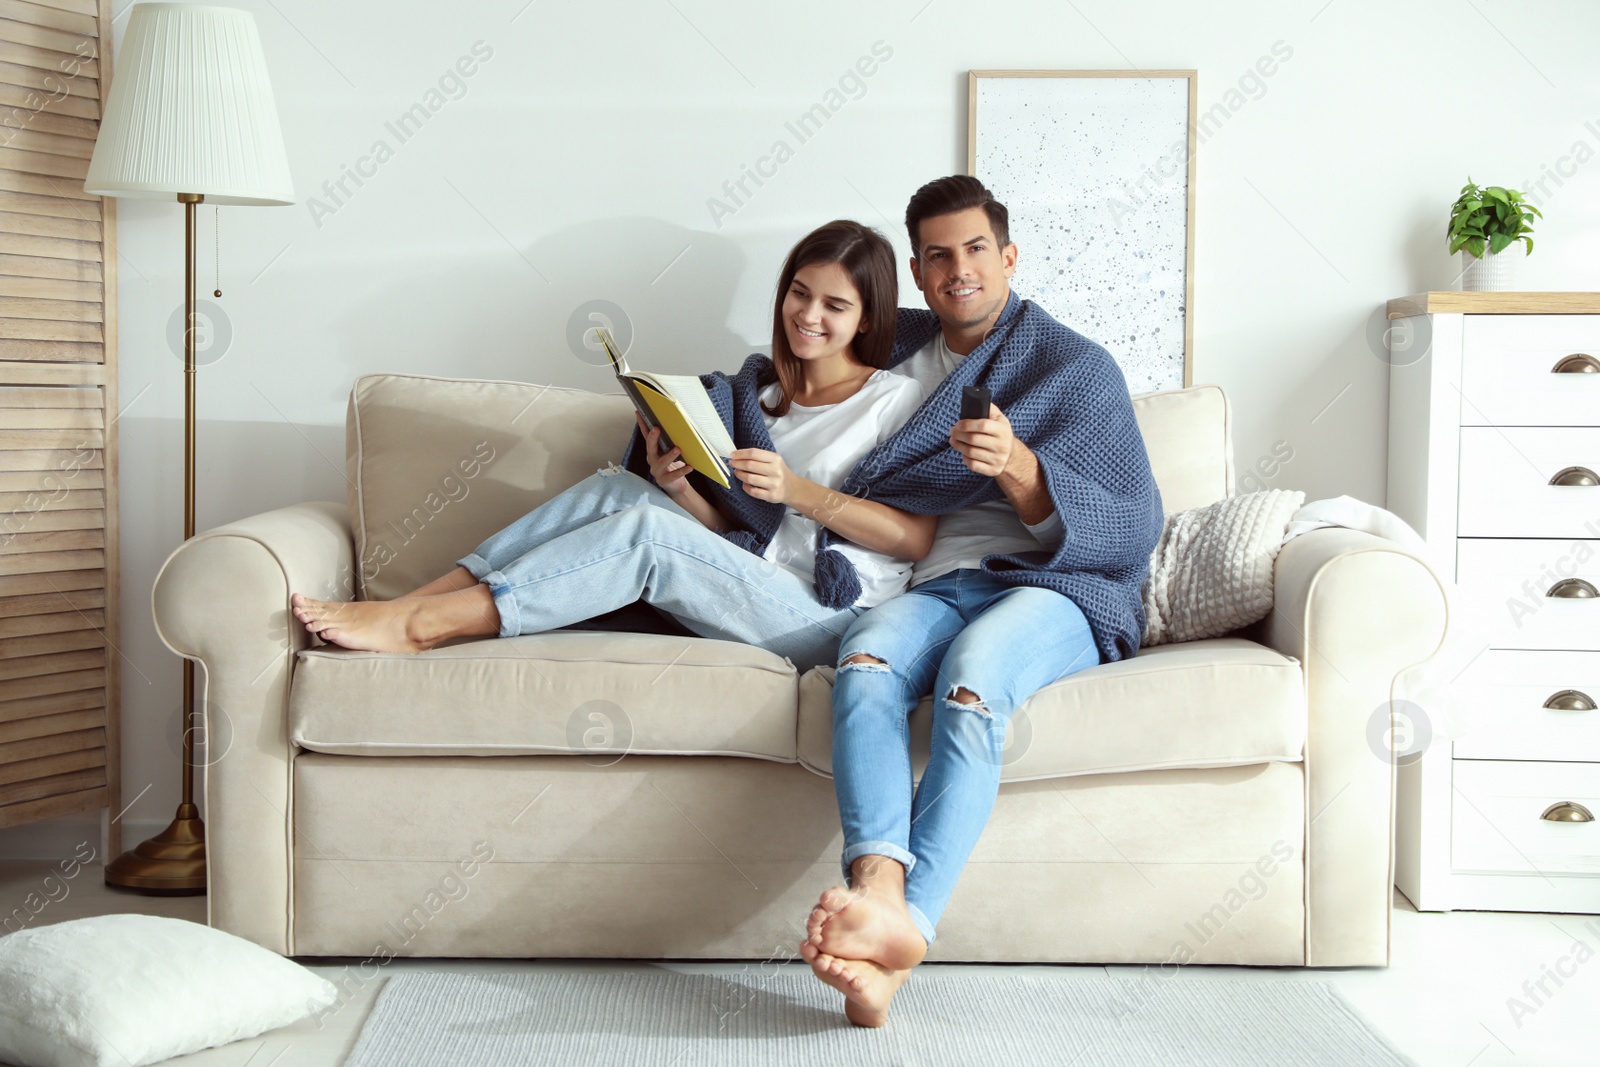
left=960, top=385, right=992, bottom=422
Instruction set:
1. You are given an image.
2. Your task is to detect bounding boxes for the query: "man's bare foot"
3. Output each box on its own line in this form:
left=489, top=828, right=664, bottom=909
left=799, top=939, right=910, bottom=1028
left=290, top=593, right=428, bottom=653
left=805, top=883, right=928, bottom=972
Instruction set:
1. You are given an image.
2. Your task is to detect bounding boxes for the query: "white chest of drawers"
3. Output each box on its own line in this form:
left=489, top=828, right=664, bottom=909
left=1386, top=291, right=1600, bottom=913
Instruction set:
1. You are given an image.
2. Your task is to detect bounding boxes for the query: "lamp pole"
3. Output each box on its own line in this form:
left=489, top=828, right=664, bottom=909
left=103, top=192, right=208, bottom=894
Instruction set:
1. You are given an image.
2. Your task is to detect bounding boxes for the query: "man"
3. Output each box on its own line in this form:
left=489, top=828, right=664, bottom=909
left=798, top=175, right=1164, bottom=1027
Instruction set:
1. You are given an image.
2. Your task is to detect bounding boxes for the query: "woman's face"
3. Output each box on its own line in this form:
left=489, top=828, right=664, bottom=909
left=782, top=261, right=866, bottom=364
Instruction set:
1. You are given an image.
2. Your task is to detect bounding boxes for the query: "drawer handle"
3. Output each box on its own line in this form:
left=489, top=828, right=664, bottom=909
left=1549, top=466, right=1600, bottom=486
left=1546, top=578, right=1599, bottom=599
left=1544, top=689, right=1598, bottom=711
left=1551, top=353, right=1600, bottom=373
left=1541, top=801, right=1594, bottom=822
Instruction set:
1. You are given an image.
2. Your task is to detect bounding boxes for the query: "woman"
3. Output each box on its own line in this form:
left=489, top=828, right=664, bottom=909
left=291, top=220, right=931, bottom=672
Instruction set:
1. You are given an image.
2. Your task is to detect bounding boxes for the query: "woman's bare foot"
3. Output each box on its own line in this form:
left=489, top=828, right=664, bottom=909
left=805, top=882, right=928, bottom=972
left=799, top=940, right=911, bottom=1028
left=290, top=593, right=429, bottom=653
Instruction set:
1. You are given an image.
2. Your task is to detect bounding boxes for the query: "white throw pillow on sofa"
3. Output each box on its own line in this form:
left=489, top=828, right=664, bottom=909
left=0, top=914, right=337, bottom=1067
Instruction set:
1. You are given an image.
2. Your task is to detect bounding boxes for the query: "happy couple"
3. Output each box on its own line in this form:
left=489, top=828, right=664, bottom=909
left=291, top=174, right=1164, bottom=1027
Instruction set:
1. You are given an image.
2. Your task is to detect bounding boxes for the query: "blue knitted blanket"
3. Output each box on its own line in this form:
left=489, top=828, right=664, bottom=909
left=621, top=291, right=1165, bottom=663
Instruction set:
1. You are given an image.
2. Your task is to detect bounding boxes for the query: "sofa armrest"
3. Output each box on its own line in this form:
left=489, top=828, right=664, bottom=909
left=151, top=502, right=354, bottom=954
left=1257, top=526, right=1447, bottom=966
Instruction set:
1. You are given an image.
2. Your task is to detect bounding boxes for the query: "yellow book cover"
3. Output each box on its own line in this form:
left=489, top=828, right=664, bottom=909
left=595, top=328, right=733, bottom=489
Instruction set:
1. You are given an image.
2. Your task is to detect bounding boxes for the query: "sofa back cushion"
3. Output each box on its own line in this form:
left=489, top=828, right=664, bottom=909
left=347, top=374, right=634, bottom=600
left=1131, top=382, right=1233, bottom=514
left=345, top=374, right=1233, bottom=601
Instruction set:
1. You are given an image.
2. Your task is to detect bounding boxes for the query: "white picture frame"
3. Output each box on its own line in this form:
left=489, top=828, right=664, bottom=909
left=969, top=70, right=1197, bottom=392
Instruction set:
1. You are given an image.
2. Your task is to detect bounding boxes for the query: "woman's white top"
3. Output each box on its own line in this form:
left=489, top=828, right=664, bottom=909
left=758, top=370, right=927, bottom=609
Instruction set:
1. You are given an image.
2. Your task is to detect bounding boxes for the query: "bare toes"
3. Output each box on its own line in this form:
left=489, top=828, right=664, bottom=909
left=828, top=956, right=864, bottom=990
left=820, top=887, right=853, bottom=912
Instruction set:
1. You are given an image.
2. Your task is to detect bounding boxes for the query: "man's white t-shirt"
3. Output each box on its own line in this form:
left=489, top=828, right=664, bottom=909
left=893, top=333, right=1064, bottom=587
left=758, top=370, right=927, bottom=609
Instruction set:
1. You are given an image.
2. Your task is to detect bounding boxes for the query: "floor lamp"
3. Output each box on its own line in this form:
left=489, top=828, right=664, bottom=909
left=84, top=3, right=294, bottom=893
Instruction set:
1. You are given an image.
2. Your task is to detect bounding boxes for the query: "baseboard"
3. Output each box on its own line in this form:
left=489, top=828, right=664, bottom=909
left=0, top=815, right=168, bottom=862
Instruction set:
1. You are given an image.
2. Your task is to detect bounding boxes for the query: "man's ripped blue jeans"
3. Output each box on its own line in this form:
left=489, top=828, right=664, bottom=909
left=830, top=569, right=1101, bottom=946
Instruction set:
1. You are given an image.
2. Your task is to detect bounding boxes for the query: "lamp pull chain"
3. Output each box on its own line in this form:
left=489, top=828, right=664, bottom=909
left=213, top=206, right=221, bottom=298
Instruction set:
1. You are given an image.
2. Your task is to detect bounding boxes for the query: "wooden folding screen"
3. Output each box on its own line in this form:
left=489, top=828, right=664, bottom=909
left=0, top=0, right=120, bottom=852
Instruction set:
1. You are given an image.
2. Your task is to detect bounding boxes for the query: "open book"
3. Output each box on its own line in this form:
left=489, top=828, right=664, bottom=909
left=595, top=327, right=735, bottom=489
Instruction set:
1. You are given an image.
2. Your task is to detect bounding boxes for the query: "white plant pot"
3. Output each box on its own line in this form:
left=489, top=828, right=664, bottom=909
left=1459, top=245, right=1524, bottom=292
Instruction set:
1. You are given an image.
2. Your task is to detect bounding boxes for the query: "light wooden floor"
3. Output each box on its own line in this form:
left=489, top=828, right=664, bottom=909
left=0, top=861, right=1591, bottom=1066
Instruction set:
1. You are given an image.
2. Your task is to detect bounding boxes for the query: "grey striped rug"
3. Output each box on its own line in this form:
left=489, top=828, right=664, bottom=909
left=342, top=969, right=1416, bottom=1066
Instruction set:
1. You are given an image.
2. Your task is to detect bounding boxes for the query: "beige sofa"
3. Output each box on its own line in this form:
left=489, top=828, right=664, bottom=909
left=151, top=373, right=1447, bottom=966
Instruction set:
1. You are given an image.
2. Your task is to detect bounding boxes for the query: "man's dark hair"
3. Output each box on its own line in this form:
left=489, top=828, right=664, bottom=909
left=904, top=175, right=1010, bottom=258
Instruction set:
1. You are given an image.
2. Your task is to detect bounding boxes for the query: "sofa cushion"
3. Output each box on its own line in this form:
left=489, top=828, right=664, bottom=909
left=1132, top=382, right=1232, bottom=514
left=343, top=374, right=1233, bottom=602
left=796, top=637, right=1305, bottom=781
left=290, top=631, right=799, bottom=761
left=346, top=374, right=635, bottom=601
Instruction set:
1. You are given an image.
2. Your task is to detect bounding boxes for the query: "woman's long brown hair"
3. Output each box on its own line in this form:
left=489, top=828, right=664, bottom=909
left=763, top=220, right=898, bottom=418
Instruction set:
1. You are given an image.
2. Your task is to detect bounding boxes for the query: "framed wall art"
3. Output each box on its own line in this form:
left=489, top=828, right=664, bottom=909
left=969, top=70, right=1196, bottom=392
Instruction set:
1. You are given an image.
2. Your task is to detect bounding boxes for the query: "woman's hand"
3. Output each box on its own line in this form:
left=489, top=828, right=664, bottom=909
left=640, top=414, right=692, bottom=496
left=730, top=448, right=798, bottom=505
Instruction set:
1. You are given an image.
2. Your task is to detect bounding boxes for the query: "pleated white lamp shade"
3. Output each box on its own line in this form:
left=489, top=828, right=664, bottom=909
left=85, top=3, right=293, bottom=205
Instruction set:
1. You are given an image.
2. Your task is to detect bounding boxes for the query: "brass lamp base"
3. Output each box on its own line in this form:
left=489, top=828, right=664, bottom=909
left=104, top=802, right=206, bottom=895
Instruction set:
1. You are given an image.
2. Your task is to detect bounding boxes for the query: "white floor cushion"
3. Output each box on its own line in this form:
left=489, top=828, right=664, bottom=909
left=0, top=914, right=336, bottom=1067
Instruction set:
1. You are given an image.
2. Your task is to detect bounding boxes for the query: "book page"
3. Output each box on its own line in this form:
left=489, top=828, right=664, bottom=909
left=595, top=326, right=630, bottom=374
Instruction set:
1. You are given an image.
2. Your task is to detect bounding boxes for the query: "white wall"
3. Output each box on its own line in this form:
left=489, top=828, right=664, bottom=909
left=8, top=0, right=1600, bottom=856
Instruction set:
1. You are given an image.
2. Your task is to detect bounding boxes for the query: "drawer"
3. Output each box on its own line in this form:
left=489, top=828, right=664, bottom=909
left=1461, top=315, right=1600, bottom=427
left=1458, top=426, right=1600, bottom=537
left=1452, top=759, right=1600, bottom=875
left=1452, top=649, right=1600, bottom=762
left=1455, top=538, right=1600, bottom=651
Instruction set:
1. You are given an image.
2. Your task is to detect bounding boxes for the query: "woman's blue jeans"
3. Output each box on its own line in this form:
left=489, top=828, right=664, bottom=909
left=831, top=570, right=1102, bottom=946
left=456, top=469, right=860, bottom=673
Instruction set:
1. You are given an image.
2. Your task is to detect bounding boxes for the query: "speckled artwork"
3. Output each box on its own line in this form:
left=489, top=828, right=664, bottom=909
left=973, top=74, right=1192, bottom=394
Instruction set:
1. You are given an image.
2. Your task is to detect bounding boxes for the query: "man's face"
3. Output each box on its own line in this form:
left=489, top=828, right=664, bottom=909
left=909, top=206, right=1017, bottom=331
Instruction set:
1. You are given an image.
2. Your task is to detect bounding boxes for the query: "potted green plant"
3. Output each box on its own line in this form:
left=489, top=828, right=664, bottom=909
left=1448, top=178, right=1541, bottom=292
